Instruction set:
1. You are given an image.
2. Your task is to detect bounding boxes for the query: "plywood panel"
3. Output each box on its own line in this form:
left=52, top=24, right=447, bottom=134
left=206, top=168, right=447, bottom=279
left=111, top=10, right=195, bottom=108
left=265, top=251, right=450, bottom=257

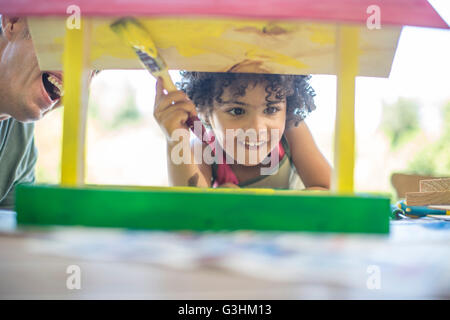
left=406, top=191, right=450, bottom=206
left=28, top=17, right=401, bottom=77
left=420, top=178, right=450, bottom=192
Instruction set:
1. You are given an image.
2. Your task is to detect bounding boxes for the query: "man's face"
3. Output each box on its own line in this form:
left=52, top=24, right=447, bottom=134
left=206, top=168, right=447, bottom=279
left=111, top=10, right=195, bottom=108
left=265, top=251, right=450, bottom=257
left=0, top=17, right=63, bottom=122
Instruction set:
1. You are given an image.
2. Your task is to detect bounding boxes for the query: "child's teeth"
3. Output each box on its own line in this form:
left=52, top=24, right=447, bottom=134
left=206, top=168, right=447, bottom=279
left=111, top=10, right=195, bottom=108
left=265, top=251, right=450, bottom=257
left=245, top=141, right=265, bottom=147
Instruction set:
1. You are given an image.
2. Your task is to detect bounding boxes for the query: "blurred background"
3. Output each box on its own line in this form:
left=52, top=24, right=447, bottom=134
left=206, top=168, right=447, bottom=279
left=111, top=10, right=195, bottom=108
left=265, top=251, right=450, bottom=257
left=34, top=0, right=450, bottom=197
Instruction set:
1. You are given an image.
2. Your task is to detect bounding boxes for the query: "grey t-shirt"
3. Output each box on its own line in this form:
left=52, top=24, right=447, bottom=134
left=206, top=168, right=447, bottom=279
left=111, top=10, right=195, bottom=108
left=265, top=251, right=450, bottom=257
left=0, top=118, right=37, bottom=210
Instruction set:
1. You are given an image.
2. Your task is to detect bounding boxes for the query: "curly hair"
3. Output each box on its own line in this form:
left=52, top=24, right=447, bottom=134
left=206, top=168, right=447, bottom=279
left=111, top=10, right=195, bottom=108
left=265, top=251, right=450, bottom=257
left=176, top=71, right=316, bottom=129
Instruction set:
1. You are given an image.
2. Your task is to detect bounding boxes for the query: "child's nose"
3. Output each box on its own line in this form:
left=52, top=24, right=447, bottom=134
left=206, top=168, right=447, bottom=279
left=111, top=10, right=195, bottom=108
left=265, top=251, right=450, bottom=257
left=247, top=115, right=267, bottom=132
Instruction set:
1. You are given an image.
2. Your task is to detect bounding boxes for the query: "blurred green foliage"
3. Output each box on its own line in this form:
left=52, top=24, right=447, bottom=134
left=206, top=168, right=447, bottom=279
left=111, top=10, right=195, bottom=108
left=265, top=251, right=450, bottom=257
left=111, top=89, right=140, bottom=129
left=407, top=101, right=450, bottom=176
left=88, top=83, right=141, bottom=130
left=380, top=98, right=420, bottom=150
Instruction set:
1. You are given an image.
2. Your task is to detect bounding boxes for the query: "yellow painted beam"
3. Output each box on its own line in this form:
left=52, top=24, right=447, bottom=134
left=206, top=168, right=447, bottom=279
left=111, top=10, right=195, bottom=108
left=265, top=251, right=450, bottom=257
left=28, top=17, right=402, bottom=78
left=332, top=25, right=359, bottom=193
left=61, top=19, right=91, bottom=186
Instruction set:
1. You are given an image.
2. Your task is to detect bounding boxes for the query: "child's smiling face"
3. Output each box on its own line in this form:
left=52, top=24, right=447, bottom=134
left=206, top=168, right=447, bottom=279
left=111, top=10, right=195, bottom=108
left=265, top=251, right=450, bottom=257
left=203, top=80, right=287, bottom=166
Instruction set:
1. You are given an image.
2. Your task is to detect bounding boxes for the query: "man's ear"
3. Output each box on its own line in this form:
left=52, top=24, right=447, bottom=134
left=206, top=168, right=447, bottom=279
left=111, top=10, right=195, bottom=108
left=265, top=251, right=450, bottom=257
left=1, top=16, right=24, bottom=41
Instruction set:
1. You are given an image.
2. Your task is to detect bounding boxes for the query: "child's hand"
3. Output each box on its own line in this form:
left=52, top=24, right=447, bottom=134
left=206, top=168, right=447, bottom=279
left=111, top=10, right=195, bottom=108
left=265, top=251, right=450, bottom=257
left=153, top=77, right=197, bottom=142
left=217, top=183, right=240, bottom=188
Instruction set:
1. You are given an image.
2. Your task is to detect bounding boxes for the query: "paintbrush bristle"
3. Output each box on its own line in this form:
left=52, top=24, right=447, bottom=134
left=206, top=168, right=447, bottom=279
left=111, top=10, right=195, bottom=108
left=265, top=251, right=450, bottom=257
left=135, top=49, right=163, bottom=73
left=111, top=18, right=166, bottom=73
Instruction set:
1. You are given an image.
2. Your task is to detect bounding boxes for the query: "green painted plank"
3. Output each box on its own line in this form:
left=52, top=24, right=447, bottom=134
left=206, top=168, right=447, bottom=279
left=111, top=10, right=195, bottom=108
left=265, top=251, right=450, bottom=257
left=15, top=184, right=390, bottom=233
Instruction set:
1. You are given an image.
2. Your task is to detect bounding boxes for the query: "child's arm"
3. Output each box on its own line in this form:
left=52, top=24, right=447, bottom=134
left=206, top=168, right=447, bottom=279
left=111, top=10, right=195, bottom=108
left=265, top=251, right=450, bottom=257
left=166, top=140, right=212, bottom=187
left=154, top=78, right=211, bottom=187
left=284, top=121, right=332, bottom=190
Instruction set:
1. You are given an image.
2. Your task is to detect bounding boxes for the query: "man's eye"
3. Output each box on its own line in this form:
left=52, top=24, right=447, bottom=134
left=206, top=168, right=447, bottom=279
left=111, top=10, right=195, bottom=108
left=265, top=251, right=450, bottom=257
left=227, top=107, right=245, bottom=116
left=264, top=106, right=280, bottom=114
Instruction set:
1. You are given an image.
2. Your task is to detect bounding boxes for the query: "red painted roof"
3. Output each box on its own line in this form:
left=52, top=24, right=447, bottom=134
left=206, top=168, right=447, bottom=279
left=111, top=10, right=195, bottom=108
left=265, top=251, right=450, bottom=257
left=0, top=0, right=448, bottom=29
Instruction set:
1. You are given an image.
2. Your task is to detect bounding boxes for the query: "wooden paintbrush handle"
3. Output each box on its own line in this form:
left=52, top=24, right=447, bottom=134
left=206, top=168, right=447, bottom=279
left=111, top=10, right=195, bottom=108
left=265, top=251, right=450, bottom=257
left=158, top=71, right=177, bottom=92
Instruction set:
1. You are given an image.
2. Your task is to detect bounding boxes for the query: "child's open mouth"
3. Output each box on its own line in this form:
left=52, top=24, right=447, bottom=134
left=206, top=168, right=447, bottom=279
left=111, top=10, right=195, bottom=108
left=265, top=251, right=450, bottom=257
left=42, top=72, right=64, bottom=101
left=238, top=140, right=268, bottom=150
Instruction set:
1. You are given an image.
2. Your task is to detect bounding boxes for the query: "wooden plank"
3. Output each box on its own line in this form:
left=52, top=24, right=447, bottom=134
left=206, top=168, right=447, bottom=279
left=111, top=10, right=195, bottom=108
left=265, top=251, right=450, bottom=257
left=428, top=205, right=450, bottom=211
left=60, top=19, right=91, bottom=186
left=27, top=17, right=401, bottom=77
left=406, top=191, right=450, bottom=206
left=14, top=184, right=390, bottom=234
left=391, top=173, right=441, bottom=198
left=1, top=0, right=448, bottom=29
left=420, top=178, right=450, bottom=192
left=332, top=25, right=358, bottom=193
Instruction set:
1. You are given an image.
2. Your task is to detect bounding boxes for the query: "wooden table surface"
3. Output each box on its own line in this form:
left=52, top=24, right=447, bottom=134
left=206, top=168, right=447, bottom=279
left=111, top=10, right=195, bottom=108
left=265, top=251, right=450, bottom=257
left=1, top=211, right=449, bottom=299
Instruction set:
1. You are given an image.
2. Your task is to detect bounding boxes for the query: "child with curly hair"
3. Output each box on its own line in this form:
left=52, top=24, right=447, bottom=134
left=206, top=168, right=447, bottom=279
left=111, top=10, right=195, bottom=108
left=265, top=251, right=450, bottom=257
left=153, top=72, right=331, bottom=190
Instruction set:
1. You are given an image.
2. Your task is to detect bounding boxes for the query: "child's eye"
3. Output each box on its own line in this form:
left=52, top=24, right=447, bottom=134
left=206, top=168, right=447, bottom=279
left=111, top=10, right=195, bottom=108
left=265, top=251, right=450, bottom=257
left=264, top=106, right=280, bottom=115
left=227, top=107, right=245, bottom=116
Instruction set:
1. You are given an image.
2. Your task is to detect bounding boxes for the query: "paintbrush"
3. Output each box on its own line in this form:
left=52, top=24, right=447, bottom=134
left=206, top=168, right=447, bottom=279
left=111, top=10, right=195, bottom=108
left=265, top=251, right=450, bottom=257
left=110, top=18, right=209, bottom=143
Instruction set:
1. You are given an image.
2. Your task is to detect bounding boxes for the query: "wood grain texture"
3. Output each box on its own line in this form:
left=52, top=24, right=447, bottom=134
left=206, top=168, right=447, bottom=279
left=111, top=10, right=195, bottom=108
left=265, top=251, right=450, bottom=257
left=60, top=20, right=91, bottom=186
left=391, top=173, right=440, bottom=199
left=406, top=191, right=450, bottom=206
left=28, top=17, right=401, bottom=77
left=332, top=25, right=358, bottom=193
left=428, top=205, right=450, bottom=210
left=420, top=178, right=450, bottom=192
